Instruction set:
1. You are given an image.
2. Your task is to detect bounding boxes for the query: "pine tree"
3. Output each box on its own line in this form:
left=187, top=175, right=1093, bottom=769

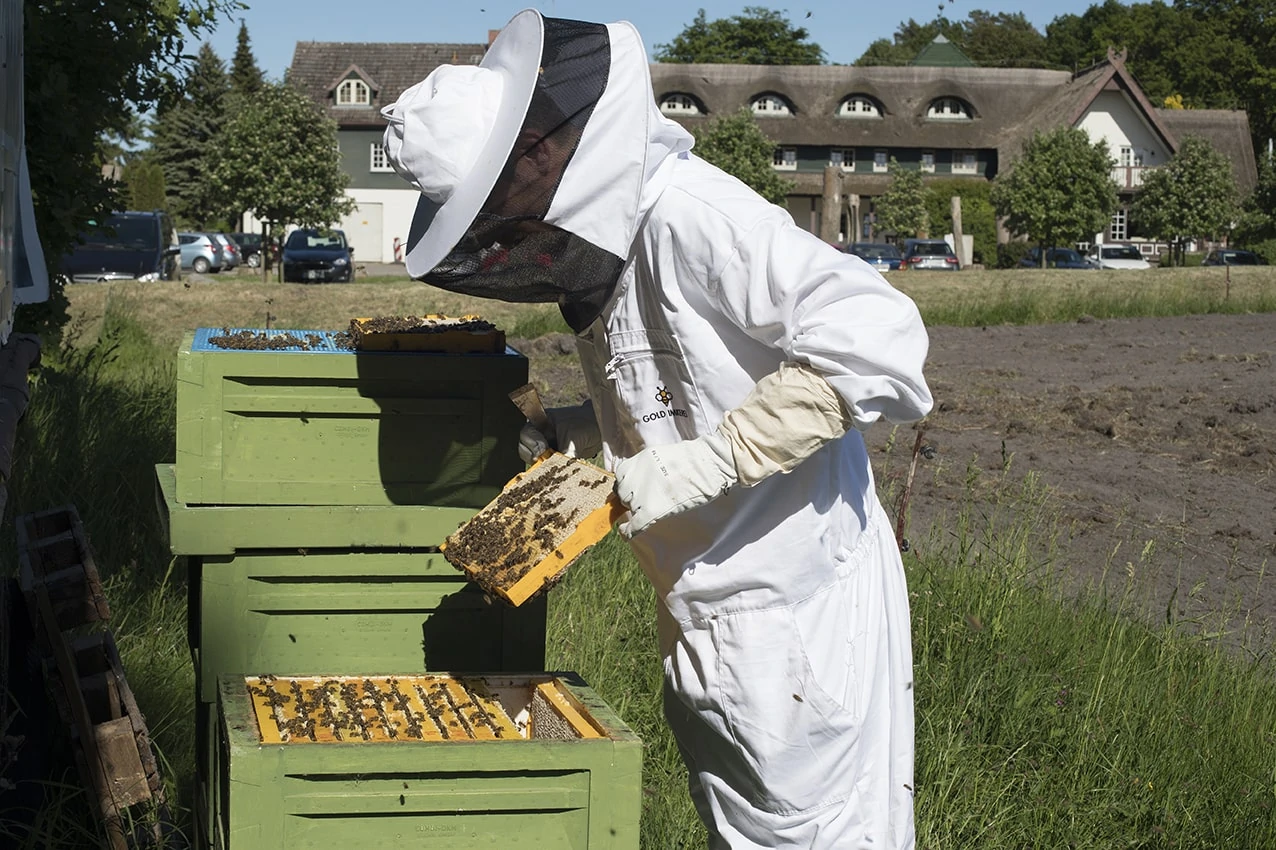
left=123, top=159, right=167, bottom=212
left=151, top=43, right=231, bottom=227
left=230, top=20, right=265, bottom=97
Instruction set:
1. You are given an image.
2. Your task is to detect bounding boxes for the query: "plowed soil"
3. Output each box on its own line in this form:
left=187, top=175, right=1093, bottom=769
left=517, top=312, right=1276, bottom=636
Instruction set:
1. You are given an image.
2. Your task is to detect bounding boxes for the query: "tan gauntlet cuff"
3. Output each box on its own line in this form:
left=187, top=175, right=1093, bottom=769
left=717, top=361, right=852, bottom=487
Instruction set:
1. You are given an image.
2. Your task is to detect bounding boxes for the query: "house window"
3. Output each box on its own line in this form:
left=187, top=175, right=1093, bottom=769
left=370, top=143, right=394, bottom=173
left=659, top=94, right=702, bottom=115
left=1119, top=145, right=1144, bottom=167
left=873, top=150, right=889, bottom=173
left=337, top=79, right=370, bottom=106
left=773, top=147, right=797, bottom=171
left=920, top=151, right=936, bottom=173
left=927, top=97, right=972, bottom=120
left=837, top=96, right=880, bottom=118
left=752, top=95, right=792, bottom=116
left=952, top=150, right=978, bottom=174
left=829, top=148, right=855, bottom=171
left=1110, top=208, right=1128, bottom=241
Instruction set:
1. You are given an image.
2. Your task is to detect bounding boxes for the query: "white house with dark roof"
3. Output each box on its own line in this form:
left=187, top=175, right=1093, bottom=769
left=287, top=40, right=1257, bottom=262
left=287, top=40, right=489, bottom=263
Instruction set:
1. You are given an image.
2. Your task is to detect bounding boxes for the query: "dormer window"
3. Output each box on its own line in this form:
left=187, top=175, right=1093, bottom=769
left=927, top=97, right=972, bottom=120
left=337, top=79, right=370, bottom=106
left=838, top=96, right=881, bottom=118
left=659, top=93, right=703, bottom=116
left=751, top=94, right=792, bottom=116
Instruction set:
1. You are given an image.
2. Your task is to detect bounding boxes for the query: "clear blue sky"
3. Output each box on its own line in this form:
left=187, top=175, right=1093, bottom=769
left=205, top=1, right=1112, bottom=79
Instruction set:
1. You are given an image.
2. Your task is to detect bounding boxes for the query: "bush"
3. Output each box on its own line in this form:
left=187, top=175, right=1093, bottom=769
left=996, top=241, right=1033, bottom=269
left=1245, top=238, right=1276, bottom=264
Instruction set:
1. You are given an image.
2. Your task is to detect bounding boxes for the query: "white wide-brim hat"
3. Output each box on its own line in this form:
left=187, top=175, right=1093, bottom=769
left=384, top=9, right=544, bottom=278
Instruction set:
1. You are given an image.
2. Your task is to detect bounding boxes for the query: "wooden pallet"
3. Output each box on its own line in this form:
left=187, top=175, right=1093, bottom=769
left=16, top=505, right=170, bottom=849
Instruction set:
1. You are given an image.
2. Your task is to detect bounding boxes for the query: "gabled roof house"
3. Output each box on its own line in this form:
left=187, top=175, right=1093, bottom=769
left=289, top=40, right=1257, bottom=263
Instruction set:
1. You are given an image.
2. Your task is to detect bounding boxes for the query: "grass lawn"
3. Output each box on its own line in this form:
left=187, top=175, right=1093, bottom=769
left=2, top=267, right=1274, bottom=847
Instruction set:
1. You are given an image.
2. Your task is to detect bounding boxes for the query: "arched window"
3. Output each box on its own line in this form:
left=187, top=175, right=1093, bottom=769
left=751, top=94, right=792, bottom=116
left=659, top=93, right=703, bottom=116
left=337, top=79, right=370, bottom=106
left=837, top=96, right=881, bottom=118
left=926, top=97, right=972, bottom=120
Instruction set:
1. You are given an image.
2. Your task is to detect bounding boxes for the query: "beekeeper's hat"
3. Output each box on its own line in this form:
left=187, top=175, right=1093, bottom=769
left=380, top=10, right=542, bottom=278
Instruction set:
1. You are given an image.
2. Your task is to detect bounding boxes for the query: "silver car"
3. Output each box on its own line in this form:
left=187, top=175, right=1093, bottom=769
left=178, top=232, right=224, bottom=274
left=212, top=232, right=242, bottom=270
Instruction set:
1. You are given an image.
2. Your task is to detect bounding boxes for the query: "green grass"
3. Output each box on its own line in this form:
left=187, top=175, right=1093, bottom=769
left=4, top=286, right=1275, bottom=847
left=889, top=266, right=1276, bottom=327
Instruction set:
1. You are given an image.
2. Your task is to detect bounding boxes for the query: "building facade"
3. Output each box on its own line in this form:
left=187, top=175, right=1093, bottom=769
left=288, top=40, right=1257, bottom=263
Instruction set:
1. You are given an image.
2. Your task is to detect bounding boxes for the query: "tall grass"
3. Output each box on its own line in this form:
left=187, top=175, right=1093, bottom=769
left=2, top=307, right=194, bottom=848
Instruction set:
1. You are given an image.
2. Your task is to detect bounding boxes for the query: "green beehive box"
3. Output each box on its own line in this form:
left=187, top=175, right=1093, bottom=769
left=212, top=673, right=641, bottom=849
left=156, top=464, right=476, bottom=555
left=175, top=328, right=527, bottom=507
left=188, top=548, right=547, bottom=703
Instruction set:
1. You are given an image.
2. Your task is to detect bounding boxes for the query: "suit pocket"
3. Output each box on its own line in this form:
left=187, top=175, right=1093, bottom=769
left=601, top=328, right=707, bottom=452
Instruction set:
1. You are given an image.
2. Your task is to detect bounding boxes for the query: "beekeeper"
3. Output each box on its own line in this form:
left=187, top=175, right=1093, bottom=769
left=382, top=10, right=932, bottom=848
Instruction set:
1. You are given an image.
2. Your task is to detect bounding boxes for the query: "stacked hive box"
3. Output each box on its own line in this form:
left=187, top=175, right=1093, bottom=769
left=211, top=673, right=640, bottom=849
left=159, top=327, right=588, bottom=848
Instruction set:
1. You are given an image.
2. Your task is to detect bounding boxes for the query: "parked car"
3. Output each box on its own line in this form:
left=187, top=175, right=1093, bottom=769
left=212, top=233, right=241, bottom=270
left=1201, top=248, right=1265, bottom=266
left=846, top=242, right=903, bottom=271
left=1020, top=247, right=1096, bottom=269
left=230, top=232, right=270, bottom=268
left=282, top=228, right=353, bottom=283
left=60, top=210, right=180, bottom=283
left=901, top=239, right=959, bottom=271
left=1087, top=243, right=1151, bottom=270
left=178, top=232, right=224, bottom=274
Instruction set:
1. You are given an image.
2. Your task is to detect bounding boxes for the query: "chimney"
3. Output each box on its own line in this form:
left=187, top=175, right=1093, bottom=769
left=488, top=29, right=500, bottom=46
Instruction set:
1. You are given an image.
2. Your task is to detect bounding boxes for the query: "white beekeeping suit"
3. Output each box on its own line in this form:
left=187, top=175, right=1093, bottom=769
left=382, top=10, right=933, bottom=848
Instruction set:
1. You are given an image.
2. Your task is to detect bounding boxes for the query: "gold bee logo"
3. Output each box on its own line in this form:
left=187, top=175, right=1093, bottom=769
left=655, top=386, right=673, bottom=407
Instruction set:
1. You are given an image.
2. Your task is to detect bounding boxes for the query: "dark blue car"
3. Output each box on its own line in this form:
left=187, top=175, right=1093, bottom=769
left=61, top=211, right=180, bottom=283
left=282, top=228, right=353, bottom=283
left=847, top=242, right=903, bottom=271
left=1020, top=247, right=1096, bottom=269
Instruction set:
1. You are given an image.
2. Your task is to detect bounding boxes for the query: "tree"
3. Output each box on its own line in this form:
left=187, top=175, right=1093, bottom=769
left=1131, top=135, right=1239, bottom=265
left=152, top=43, right=232, bottom=228
left=855, top=18, right=964, bottom=66
left=655, top=7, right=825, bottom=65
left=991, top=127, right=1118, bottom=263
left=691, top=108, right=792, bottom=204
left=874, top=158, right=928, bottom=238
left=123, top=160, right=167, bottom=212
left=209, top=81, right=356, bottom=268
left=924, top=179, right=996, bottom=264
left=1233, top=151, right=1276, bottom=260
left=20, top=0, right=233, bottom=339
left=230, top=19, right=266, bottom=97
left=962, top=11, right=1047, bottom=68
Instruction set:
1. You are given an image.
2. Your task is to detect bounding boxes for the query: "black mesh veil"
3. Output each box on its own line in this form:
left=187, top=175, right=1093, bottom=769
left=421, top=19, right=622, bottom=332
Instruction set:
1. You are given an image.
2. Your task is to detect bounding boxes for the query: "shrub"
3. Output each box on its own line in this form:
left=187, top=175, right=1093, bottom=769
left=996, top=241, right=1033, bottom=269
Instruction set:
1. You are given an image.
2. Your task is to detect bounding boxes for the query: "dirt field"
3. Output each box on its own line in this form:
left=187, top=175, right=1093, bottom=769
left=517, top=312, right=1275, bottom=640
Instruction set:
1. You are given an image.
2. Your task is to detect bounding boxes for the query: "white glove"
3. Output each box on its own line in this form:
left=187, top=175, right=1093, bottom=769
left=614, top=431, right=737, bottom=538
left=517, top=400, right=603, bottom=463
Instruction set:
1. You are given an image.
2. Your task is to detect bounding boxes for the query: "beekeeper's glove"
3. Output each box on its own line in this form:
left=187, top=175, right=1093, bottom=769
left=615, top=362, right=851, bottom=537
left=518, top=400, right=603, bottom=463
